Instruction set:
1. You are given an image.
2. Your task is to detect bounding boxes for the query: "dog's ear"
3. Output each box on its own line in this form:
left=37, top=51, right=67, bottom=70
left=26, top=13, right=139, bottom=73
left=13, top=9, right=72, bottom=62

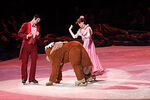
left=50, top=42, right=64, bottom=54
left=45, top=47, right=51, bottom=55
left=45, top=48, right=52, bottom=62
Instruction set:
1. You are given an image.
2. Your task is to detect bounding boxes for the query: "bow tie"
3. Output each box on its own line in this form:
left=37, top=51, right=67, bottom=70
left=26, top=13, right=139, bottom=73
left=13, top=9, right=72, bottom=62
left=32, top=24, right=36, bottom=27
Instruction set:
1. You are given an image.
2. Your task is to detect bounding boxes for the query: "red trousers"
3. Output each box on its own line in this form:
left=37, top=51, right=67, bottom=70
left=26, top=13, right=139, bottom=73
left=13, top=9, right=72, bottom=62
left=21, top=43, right=38, bottom=81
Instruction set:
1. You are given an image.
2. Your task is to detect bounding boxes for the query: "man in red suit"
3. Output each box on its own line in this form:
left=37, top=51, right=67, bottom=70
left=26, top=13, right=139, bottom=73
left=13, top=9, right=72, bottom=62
left=18, top=14, right=41, bottom=85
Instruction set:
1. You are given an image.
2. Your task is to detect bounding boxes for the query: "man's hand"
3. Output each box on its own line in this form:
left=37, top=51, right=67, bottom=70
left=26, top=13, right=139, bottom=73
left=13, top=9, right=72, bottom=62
left=36, top=31, right=40, bottom=36
left=27, top=32, right=32, bottom=39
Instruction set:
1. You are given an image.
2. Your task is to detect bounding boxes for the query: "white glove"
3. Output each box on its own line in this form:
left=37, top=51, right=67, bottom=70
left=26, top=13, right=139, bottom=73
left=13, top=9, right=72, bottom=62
left=69, top=25, right=77, bottom=39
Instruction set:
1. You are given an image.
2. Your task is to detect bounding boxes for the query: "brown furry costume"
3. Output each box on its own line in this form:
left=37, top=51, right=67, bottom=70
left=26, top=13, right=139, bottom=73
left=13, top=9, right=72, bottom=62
left=45, top=41, right=92, bottom=86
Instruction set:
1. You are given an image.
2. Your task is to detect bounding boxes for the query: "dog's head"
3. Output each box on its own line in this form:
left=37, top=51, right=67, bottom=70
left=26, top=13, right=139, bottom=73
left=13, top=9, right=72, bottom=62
left=45, top=41, right=65, bottom=62
left=45, top=42, right=54, bottom=62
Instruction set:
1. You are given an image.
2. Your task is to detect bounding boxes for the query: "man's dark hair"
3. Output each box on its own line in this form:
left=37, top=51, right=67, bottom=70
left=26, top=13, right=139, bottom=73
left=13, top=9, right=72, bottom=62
left=34, top=14, right=40, bottom=20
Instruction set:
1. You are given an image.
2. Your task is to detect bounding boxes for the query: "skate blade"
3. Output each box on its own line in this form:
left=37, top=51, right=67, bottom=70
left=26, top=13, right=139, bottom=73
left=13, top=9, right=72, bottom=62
left=29, top=82, right=38, bottom=85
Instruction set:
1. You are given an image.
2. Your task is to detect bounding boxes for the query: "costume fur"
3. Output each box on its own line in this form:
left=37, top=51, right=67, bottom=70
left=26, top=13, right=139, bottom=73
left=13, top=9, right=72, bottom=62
left=45, top=41, right=92, bottom=86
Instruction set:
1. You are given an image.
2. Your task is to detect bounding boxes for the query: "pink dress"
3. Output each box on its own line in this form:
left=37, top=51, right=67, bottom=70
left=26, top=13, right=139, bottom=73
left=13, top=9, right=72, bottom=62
left=77, top=24, right=104, bottom=76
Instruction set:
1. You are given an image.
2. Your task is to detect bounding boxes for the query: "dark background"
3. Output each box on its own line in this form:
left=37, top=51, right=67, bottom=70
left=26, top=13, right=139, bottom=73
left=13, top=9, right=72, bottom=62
left=1, top=0, right=150, bottom=60
left=1, top=0, right=150, bottom=36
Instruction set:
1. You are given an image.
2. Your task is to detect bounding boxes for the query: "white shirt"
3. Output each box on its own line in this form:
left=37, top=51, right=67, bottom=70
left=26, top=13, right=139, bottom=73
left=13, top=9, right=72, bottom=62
left=31, top=23, right=37, bottom=38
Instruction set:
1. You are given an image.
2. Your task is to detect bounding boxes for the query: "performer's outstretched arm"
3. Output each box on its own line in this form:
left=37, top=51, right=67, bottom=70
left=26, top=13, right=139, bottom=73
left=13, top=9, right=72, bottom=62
left=69, top=25, right=80, bottom=39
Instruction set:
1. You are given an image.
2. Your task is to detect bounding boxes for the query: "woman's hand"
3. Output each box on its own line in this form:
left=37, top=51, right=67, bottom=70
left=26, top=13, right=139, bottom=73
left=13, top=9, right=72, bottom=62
left=69, top=25, right=73, bottom=30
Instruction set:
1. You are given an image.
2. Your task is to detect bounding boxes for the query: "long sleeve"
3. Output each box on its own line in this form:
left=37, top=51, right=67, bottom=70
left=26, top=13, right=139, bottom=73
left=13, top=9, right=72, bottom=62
left=69, top=29, right=77, bottom=39
left=18, top=23, right=28, bottom=39
left=69, top=28, right=81, bottom=39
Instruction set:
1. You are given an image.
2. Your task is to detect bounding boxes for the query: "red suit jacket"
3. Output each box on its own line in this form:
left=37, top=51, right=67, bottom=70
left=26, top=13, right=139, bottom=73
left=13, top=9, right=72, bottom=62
left=18, top=22, right=40, bottom=59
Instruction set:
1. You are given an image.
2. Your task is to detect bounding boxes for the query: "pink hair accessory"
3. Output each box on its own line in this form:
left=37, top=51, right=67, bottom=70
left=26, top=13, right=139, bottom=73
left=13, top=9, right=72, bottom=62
left=80, top=15, right=84, bottom=19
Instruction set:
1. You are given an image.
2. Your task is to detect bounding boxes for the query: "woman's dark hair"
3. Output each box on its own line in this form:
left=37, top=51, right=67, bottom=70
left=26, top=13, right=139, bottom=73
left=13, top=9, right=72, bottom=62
left=75, top=15, right=86, bottom=24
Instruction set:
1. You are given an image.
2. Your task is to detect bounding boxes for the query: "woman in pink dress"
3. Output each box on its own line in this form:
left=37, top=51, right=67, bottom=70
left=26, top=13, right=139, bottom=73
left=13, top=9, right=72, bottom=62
left=69, top=15, right=104, bottom=80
